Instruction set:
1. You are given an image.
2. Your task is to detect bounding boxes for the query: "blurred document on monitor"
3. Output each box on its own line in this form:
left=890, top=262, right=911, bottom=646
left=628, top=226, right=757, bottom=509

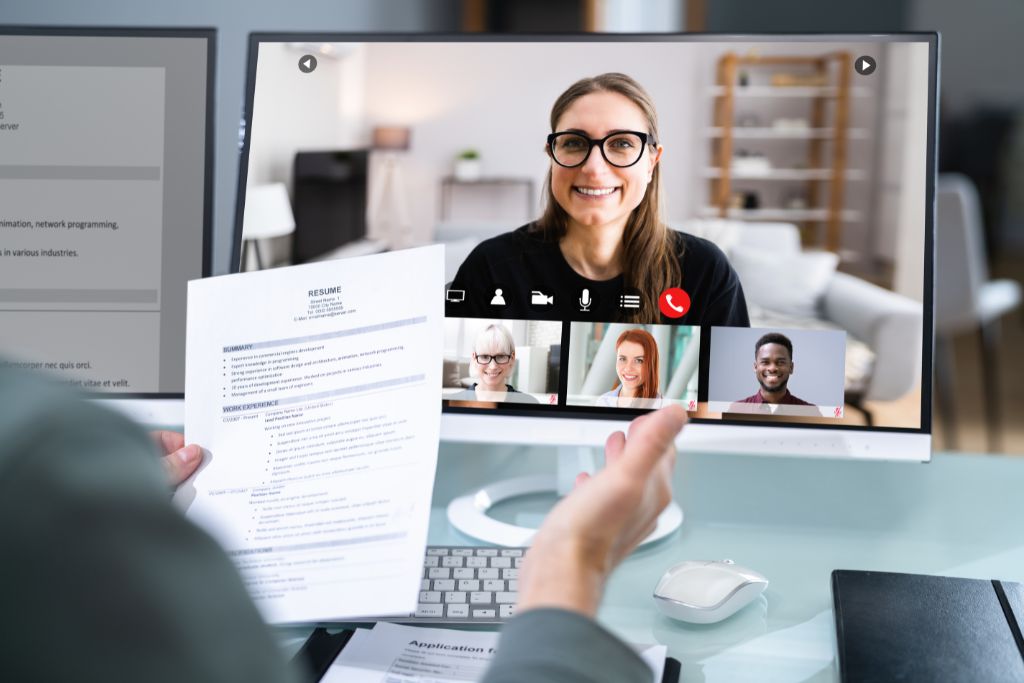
left=176, top=245, right=444, bottom=623
left=0, top=32, right=210, bottom=393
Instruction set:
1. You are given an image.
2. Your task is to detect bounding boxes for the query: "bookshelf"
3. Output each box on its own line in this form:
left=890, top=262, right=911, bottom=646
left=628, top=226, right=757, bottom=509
left=708, top=51, right=863, bottom=252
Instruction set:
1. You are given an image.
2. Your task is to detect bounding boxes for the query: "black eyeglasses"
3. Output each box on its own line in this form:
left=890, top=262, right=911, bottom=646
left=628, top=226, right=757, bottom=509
left=475, top=353, right=512, bottom=365
left=547, top=131, right=655, bottom=169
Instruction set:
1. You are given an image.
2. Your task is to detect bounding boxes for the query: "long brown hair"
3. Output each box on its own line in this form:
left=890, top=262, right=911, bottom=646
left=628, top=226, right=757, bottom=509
left=613, top=328, right=660, bottom=399
left=533, top=73, right=681, bottom=323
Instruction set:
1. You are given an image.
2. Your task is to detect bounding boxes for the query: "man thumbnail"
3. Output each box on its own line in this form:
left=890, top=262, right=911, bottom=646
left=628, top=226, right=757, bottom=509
left=736, top=332, right=813, bottom=406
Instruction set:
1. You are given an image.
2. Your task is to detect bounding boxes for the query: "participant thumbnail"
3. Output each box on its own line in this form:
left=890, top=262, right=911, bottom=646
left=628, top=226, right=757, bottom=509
left=708, top=327, right=845, bottom=418
left=442, top=318, right=561, bottom=407
left=566, top=323, right=699, bottom=410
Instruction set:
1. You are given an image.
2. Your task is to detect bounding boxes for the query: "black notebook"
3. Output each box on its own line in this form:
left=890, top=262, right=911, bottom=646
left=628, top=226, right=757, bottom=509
left=831, top=570, right=1024, bottom=682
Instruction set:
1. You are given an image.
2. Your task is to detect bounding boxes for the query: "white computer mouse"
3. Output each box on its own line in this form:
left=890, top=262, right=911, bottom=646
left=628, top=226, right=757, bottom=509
left=653, top=559, right=768, bottom=624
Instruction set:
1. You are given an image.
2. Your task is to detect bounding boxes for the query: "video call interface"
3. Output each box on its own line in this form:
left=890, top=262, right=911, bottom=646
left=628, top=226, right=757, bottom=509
left=242, top=36, right=934, bottom=432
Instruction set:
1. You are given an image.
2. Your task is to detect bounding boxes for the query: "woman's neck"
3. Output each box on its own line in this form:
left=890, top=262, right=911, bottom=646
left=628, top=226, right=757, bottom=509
left=559, top=220, right=626, bottom=281
left=618, top=384, right=637, bottom=399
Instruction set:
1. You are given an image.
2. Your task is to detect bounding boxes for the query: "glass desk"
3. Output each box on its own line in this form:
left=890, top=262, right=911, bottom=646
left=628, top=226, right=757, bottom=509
left=278, top=442, right=1024, bottom=682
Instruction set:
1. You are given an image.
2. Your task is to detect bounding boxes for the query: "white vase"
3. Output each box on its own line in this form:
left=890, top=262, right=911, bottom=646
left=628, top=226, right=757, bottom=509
left=453, top=159, right=481, bottom=181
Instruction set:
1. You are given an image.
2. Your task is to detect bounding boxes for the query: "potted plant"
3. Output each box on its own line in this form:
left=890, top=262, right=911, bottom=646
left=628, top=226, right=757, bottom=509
left=453, top=148, right=482, bottom=181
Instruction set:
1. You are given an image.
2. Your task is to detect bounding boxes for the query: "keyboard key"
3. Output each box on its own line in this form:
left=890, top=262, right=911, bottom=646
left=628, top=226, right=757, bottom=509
left=442, top=556, right=464, bottom=568
left=424, top=556, right=439, bottom=568
left=427, top=568, right=450, bottom=580
left=483, top=579, right=505, bottom=592
left=514, top=558, right=524, bottom=569
left=419, top=591, right=442, bottom=603
left=458, top=579, right=481, bottom=592
left=473, top=609, right=497, bottom=619
left=444, top=591, right=467, bottom=603
left=477, top=568, right=499, bottom=580
left=500, top=549, right=523, bottom=557
left=451, top=548, right=474, bottom=557
left=416, top=604, right=444, bottom=618
left=490, top=557, right=512, bottom=568
left=447, top=604, right=470, bottom=618
left=499, top=604, right=516, bottom=618
left=420, top=579, right=430, bottom=591
left=508, top=580, right=519, bottom=592
left=453, top=568, right=474, bottom=579
left=426, top=548, right=449, bottom=556
left=477, top=548, right=498, bottom=557
left=470, top=592, right=493, bottom=604
left=433, top=579, right=455, bottom=591
left=467, top=557, right=488, bottom=568
left=496, top=592, right=517, bottom=604
left=502, top=568, right=519, bottom=579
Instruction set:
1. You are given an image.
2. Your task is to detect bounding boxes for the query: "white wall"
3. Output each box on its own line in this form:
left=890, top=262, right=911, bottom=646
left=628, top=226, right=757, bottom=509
left=872, top=41, right=931, bottom=300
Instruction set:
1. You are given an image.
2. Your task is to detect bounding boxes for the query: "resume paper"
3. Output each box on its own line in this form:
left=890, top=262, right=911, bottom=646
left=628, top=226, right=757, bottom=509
left=177, top=246, right=444, bottom=623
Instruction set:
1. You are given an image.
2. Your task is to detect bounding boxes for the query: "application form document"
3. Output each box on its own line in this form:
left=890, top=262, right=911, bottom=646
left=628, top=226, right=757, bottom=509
left=324, top=623, right=667, bottom=682
left=176, top=246, right=443, bottom=624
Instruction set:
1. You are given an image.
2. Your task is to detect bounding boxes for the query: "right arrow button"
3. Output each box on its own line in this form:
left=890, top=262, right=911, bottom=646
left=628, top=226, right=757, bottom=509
left=855, top=55, right=877, bottom=76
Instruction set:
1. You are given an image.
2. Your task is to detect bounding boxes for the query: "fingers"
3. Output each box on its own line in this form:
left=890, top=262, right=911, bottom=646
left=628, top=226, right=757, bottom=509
left=604, top=430, right=626, bottom=466
left=161, top=444, right=202, bottom=488
left=151, top=430, right=186, bottom=457
left=619, top=405, right=687, bottom=476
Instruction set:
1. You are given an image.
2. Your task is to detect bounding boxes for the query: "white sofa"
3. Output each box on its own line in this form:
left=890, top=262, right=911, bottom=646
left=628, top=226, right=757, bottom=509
left=684, top=220, right=923, bottom=415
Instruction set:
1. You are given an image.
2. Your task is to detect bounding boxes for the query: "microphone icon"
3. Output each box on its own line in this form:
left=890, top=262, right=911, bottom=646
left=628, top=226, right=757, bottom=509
left=579, top=288, right=592, bottom=312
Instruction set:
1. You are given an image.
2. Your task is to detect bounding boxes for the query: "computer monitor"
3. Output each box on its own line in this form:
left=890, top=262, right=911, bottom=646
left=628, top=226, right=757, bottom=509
left=0, top=27, right=215, bottom=424
left=236, top=34, right=935, bottom=467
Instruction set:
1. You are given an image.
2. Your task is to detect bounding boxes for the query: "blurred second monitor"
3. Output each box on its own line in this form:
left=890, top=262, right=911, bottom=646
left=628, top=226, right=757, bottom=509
left=0, top=27, right=214, bottom=422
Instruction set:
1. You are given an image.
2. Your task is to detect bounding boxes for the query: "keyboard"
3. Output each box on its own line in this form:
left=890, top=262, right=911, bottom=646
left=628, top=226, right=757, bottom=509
left=385, top=546, right=528, bottom=624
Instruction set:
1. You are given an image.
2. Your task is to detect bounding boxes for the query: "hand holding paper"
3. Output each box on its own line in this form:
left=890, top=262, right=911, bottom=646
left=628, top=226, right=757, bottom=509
left=176, top=246, right=444, bottom=623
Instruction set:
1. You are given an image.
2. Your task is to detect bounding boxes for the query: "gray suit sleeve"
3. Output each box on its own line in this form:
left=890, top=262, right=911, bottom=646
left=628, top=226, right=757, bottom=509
left=480, top=608, right=652, bottom=683
left=0, top=376, right=300, bottom=683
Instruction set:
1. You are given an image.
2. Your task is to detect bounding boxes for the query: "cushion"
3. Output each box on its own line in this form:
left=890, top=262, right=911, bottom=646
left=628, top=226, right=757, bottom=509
left=729, top=246, right=839, bottom=319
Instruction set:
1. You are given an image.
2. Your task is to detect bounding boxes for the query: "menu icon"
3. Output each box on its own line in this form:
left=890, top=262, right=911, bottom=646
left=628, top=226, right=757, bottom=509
left=619, top=294, right=640, bottom=309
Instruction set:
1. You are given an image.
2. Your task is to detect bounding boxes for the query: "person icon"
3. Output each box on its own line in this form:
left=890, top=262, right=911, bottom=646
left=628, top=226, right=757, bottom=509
left=490, top=288, right=506, bottom=306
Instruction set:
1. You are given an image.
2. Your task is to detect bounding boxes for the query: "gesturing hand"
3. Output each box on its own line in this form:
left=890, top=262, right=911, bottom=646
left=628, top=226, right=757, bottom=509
left=518, top=404, right=686, bottom=617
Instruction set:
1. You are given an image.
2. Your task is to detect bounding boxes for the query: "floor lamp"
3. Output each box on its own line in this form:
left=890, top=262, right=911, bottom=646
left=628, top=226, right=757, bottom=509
left=370, top=126, right=411, bottom=247
left=242, top=183, right=295, bottom=270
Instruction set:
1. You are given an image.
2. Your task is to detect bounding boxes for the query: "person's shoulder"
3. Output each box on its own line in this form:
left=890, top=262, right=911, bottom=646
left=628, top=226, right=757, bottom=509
left=787, top=393, right=814, bottom=406
left=0, top=366, right=148, bottom=452
left=0, top=365, right=164, bottom=507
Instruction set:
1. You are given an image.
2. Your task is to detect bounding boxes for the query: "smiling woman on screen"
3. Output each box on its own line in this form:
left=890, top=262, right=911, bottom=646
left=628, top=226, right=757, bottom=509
left=447, top=72, right=749, bottom=327
left=597, top=328, right=663, bottom=409
left=445, top=324, right=540, bottom=405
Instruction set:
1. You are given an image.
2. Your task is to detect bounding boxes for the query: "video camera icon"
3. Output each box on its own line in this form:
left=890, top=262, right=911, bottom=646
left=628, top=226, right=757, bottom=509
left=531, top=290, right=554, bottom=306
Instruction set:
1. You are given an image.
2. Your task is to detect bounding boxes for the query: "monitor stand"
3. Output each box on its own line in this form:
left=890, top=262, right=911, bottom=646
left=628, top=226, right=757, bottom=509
left=446, top=445, right=683, bottom=547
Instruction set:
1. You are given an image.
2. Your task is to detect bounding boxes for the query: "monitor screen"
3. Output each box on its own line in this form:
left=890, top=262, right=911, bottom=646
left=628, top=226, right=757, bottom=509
left=0, top=27, right=214, bottom=397
left=238, top=34, right=935, bottom=445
